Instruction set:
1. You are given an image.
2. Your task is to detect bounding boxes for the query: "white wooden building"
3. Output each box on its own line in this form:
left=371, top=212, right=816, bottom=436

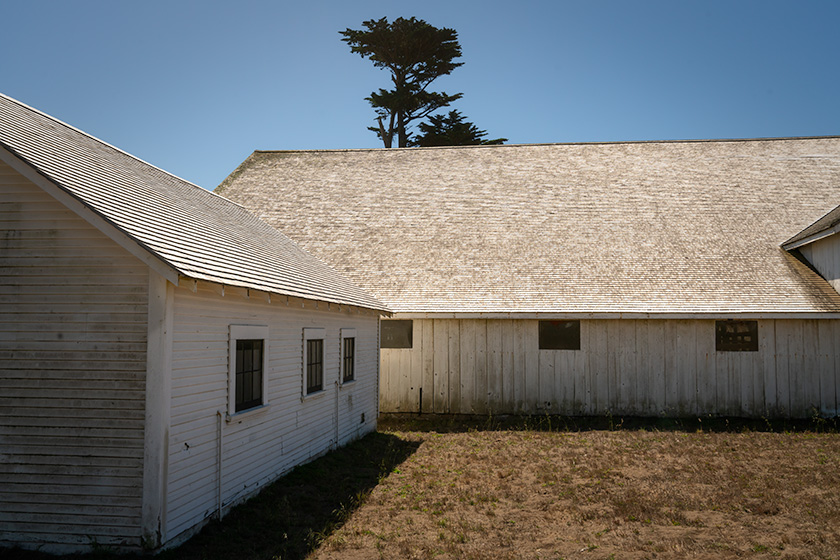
left=217, top=138, right=840, bottom=419
left=0, top=94, right=388, bottom=554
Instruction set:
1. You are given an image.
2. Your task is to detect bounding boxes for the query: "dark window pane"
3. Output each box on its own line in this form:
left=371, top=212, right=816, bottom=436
left=381, top=320, right=413, bottom=348
left=539, top=320, right=581, bottom=350
left=307, top=338, right=324, bottom=393
left=716, top=321, right=759, bottom=352
left=235, top=339, right=264, bottom=412
left=343, top=337, right=355, bottom=382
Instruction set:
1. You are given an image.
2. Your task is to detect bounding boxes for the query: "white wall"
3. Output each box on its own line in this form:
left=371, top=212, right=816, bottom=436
left=0, top=161, right=149, bottom=552
left=164, top=284, right=379, bottom=545
left=381, top=318, right=840, bottom=418
left=800, top=234, right=840, bottom=294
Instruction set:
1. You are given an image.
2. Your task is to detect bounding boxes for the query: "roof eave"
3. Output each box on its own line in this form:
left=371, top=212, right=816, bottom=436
left=0, top=143, right=181, bottom=286
left=782, top=224, right=840, bottom=251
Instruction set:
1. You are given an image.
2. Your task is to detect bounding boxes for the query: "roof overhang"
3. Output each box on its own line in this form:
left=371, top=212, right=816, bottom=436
left=782, top=225, right=840, bottom=251
left=389, top=311, right=840, bottom=320
left=0, top=143, right=180, bottom=285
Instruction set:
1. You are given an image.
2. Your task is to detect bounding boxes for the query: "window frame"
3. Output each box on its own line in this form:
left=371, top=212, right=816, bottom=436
left=538, top=320, right=581, bottom=350
left=715, top=320, right=759, bottom=352
left=340, top=328, right=356, bottom=384
left=228, top=325, right=269, bottom=417
left=381, top=319, right=413, bottom=349
left=303, top=327, right=326, bottom=397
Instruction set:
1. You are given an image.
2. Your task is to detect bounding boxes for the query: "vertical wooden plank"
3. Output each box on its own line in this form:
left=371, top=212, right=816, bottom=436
left=513, top=321, right=527, bottom=413
left=649, top=321, right=666, bottom=415
left=606, top=320, right=620, bottom=414
left=663, top=320, right=679, bottom=416
left=760, top=319, right=777, bottom=417
left=572, top=320, right=588, bottom=415
left=695, top=320, right=716, bottom=416
left=474, top=320, right=489, bottom=414
left=617, top=320, right=636, bottom=415
left=459, top=320, right=476, bottom=414
left=433, top=320, right=449, bottom=413
left=588, top=320, right=608, bottom=415
left=486, top=320, right=503, bottom=414
left=500, top=320, right=515, bottom=413
left=555, top=348, right=575, bottom=415
left=787, top=321, right=806, bottom=417
left=523, top=320, right=539, bottom=414
left=449, top=320, right=461, bottom=414
left=775, top=321, right=791, bottom=418
left=539, top=348, right=555, bottom=413
left=421, top=319, right=435, bottom=414
left=379, top=349, right=390, bottom=412
left=818, top=320, right=838, bottom=417
left=677, top=320, right=698, bottom=416
left=634, top=320, right=650, bottom=416
left=409, top=321, right=424, bottom=414
left=747, top=320, right=767, bottom=417
left=801, top=320, right=820, bottom=416
left=399, top=347, right=412, bottom=412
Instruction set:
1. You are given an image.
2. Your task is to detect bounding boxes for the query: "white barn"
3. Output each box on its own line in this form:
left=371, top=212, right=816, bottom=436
left=217, top=139, right=840, bottom=419
left=0, top=94, right=388, bottom=553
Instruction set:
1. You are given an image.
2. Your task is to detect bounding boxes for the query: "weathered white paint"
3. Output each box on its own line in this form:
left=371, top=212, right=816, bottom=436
left=142, top=270, right=174, bottom=548
left=381, top=318, right=840, bottom=418
left=800, top=234, right=840, bottom=294
left=164, top=284, right=379, bottom=545
left=0, top=161, right=149, bottom=552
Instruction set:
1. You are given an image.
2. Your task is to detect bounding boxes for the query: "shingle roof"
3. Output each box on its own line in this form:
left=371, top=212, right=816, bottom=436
left=783, top=203, right=840, bottom=248
left=217, top=138, right=840, bottom=315
left=0, top=93, right=387, bottom=312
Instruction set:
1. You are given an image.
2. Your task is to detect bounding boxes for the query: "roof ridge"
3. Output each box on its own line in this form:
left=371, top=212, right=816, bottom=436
left=0, top=92, right=229, bottom=199
left=253, top=136, right=840, bottom=155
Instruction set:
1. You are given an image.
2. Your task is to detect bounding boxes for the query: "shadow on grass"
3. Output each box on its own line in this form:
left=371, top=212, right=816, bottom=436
left=1, top=431, right=420, bottom=560
left=380, top=412, right=840, bottom=434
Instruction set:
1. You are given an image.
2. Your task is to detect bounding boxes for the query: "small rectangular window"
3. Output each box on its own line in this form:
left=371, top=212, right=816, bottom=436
left=716, top=320, right=758, bottom=352
left=306, top=338, right=324, bottom=393
left=235, top=339, right=264, bottom=412
left=539, top=320, right=581, bottom=350
left=381, top=320, right=413, bottom=348
left=343, top=337, right=355, bottom=382
left=229, top=325, right=269, bottom=415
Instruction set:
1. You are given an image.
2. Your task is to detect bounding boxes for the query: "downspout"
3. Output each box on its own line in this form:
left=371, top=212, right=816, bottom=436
left=216, top=410, right=225, bottom=519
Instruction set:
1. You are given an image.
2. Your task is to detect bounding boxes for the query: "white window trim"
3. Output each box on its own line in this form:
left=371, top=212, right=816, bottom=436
left=340, top=328, right=357, bottom=386
left=303, top=327, right=326, bottom=399
left=228, top=324, right=270, bottom=417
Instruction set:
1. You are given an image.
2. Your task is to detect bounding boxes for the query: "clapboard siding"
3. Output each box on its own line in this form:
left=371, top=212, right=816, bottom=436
left=165, top=285, right=378, bottom=544
left=381, top=318, right=840, bottom=418
left=0, top=162, right=148, bottom=551
left=800, top=235, right=840, bottom=294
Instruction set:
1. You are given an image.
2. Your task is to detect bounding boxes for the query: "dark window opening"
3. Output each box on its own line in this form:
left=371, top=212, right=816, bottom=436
left=343, top=337, right=355, bottom=382
left=539, top=320, right=581, bottom=350
left=235, top=339, right=263, bottom=412
left=306, top=338, right=324, bottom=393
left=716, top=320, right=758, bottom=352
left=381, top=320, right=413, bottom=349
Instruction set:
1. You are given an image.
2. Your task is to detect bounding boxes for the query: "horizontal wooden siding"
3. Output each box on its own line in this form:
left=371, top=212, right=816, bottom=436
left=0, top=162, right=148, bottom=552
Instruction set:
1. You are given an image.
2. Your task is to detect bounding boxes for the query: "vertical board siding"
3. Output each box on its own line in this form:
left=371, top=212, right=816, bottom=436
left=166, top=287, right=379, bottom=543
left=801, top=236, right=840, bottom=294
left=0, top=163, right=148, bottom=552
left=380, top=318, right=840, bottom=418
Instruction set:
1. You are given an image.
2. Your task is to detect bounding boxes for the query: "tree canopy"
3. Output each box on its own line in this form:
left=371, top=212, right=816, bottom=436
left=409, top=110, right=507, bottom=147
left=340, top=17, right=464, bottom=148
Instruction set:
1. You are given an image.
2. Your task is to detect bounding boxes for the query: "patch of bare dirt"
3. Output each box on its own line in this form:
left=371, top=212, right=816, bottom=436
left=311, top=421, right=840, bottom=560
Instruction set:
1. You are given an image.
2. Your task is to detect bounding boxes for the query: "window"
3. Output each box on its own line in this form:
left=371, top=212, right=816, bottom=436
left=381, top=320, right=413, bottom=348
left=228, top=325, right=269, bottom=415
left=303, top=328, right=325, bottom=395
left=341, top=328, right=356, bottom=383
left=539, top=320, right=581, bottom=350
left=716, top=320, right=758, bottom=352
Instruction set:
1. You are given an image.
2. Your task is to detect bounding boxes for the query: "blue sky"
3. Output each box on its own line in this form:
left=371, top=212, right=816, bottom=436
left=3, top=1, right=838, bottom=190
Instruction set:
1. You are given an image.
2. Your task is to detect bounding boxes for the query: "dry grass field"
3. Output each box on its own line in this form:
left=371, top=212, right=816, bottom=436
left=313, top=415, right=840, bottom=560
left=3, top=415, right=839, bottom=560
